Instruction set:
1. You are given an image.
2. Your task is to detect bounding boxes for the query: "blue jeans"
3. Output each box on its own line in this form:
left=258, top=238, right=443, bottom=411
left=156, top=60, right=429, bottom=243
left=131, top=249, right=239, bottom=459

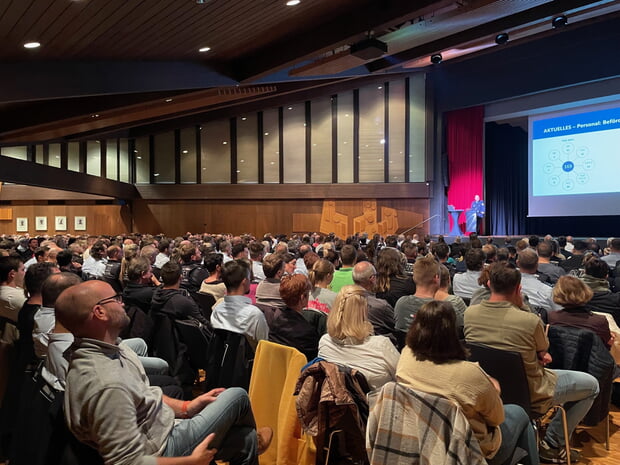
left=120, top=338, right=169, bottom=375
left=488, top=404, right=539, bottom=465
left=545, top=369, right=600, bottom=448
left=163, top=387, right=258, bottom=465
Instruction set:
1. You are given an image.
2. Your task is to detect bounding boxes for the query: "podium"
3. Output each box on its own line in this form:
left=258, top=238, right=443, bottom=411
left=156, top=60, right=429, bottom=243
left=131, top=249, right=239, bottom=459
left=447, top=206, right=464, bottom=236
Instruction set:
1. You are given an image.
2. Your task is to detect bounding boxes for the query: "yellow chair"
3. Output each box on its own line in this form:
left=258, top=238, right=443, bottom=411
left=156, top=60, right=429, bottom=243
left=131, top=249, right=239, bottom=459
left=249, top=340, right=316, bottom=465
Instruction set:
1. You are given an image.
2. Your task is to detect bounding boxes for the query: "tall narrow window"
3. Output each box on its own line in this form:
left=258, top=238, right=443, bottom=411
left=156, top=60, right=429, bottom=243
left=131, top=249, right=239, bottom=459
left=310, top=98, right=332, bottom=183
left=154, top=132, right=175, bottom=183
left=119, top=138, right=130, bottom=183
left=180, top=127, right=197, bottom=183
left=283, top=104, right=306, bottom=183
left=237, top=114, right=259, bottom=183
left=388, top=80, right=406, bottom=182
left=134, top=137, right=150, bottom=183
left=201, top=120, right=231, bottom=183
left=337, top=91, right=354, bottom=183
left=86, top=141, right=101, bottom=176
left=49, top=143, right=62, bottom=168
left=106, top=140, right=118, bottom=181
left=263, top=109, right=280, bottom=183
left=68, top=142, right=80, bottom=172
left=409, top=74, right=426, bottom=182
left=35, top=145, right=44, bottom=164
left=359, top=84, right=385, bottom=182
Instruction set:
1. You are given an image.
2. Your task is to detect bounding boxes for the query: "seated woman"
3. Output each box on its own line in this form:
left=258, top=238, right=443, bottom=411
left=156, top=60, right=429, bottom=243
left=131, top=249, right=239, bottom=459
left=397, top=301, right=539, bottom=465
left=434, top=264, right=467, bottom=328
left=375, top=247, right=415, bottom=308
left=318, top=285, right=399, bottom=390
left=307, top=259, right=337, bottom=313
left=268, top=273, right=322, bottom=361
left=549, top=275, right=612, bottom=348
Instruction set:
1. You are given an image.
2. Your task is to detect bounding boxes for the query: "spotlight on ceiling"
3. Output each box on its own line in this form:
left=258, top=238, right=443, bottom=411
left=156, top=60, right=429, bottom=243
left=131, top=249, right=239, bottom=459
left=195, top=0, right=211, bottom=4
left=552, top=15, right=568, bottom=28
left=495, top=32, right=509, bottom=45
left=430, top=53, right=442, bottom=64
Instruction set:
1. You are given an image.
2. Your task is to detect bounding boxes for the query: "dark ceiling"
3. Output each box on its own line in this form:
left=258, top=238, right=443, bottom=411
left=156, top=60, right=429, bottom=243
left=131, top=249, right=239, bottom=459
left=1, top=0, right=619, bottom=143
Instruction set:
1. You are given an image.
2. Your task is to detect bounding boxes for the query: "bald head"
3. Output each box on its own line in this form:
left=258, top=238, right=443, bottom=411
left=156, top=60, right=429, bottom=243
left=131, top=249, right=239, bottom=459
left=55, top=281, right=121, bottom=338
left=352, top=261, right=376, bottom=290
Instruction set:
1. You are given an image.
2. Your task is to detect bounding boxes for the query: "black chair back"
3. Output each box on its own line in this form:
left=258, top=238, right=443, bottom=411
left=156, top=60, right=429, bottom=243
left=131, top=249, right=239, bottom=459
left=174, top=319, right=211, bottom=371
left=190, top=292, right=216, bottom=320
left=466, top=342, right=532, bottom=415
left=205, top=328, right=254, bottom=392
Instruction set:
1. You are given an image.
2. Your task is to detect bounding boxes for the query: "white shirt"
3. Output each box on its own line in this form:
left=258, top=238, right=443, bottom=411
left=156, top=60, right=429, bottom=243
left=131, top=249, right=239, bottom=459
left=453, top=270, right=483, bottom=299
left=252, top=260, right=266, bottom=282
left=33, top=306, right=56, bottom=358
left=154, top=252, right=170, bottom=269
left=520, top=273, right=562, bottom=312
left=210, top=295, right=269, bottom=350
left=81, top=256, right=107, bottom=278
left=318, top=334, right=399, bottom=390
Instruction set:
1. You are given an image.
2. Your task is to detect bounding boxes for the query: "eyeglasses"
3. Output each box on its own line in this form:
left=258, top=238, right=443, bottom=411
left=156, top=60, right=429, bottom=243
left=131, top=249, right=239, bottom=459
left=95, top=293, right=123, bottom=306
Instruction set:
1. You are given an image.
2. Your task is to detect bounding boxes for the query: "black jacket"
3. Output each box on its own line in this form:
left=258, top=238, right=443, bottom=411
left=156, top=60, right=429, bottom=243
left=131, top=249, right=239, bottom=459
left=547, top=325, right=614, bottom=425
left=151, top=288, right=209, bottom=326
left=586, top=291, right=620, bottom=325
left=122, top=283, right=156, bottom=314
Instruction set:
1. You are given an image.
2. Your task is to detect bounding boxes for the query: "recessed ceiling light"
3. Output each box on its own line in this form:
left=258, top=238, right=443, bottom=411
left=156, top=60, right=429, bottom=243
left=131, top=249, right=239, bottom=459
left=182, top=150, right=188, bottom=154
left=286, top=0, right=300, bottom=5
left=241, top=117, right=247, bottom=121
left=24, top=42, right=40, bottom=49
left=198, top=47, right=211, bottom=52
left=154, top=173, right=160, bottom=177
left=165, top=98, right=173, bottom=102
left=137, top=156, right=142, bottom=160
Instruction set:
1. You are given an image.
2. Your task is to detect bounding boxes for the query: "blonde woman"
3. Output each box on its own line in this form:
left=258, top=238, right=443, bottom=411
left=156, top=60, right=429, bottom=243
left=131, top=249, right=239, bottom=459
left=318, top=285, right=400, bottom=389
left=307, top=259, right=337, bottom=313
left=434, top=264, right=467, bottom=328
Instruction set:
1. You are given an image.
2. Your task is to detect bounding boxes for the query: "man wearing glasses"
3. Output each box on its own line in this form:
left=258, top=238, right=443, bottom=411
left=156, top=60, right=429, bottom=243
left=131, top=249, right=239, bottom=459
left=56, top=280, right=271, bottom=465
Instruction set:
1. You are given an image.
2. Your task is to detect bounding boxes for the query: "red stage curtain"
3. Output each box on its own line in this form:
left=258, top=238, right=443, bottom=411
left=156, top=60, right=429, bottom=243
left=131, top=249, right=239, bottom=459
left=446, top=106, right=484, bottom=233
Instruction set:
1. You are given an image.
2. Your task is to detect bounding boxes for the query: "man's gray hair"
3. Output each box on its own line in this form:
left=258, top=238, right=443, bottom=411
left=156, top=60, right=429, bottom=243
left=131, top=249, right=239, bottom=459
left=353, top=261, right=376, bottom=285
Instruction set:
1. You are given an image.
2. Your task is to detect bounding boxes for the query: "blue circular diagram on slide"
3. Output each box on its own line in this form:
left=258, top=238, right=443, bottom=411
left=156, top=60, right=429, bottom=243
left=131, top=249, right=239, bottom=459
left=562, top=161, right=574, bottom=172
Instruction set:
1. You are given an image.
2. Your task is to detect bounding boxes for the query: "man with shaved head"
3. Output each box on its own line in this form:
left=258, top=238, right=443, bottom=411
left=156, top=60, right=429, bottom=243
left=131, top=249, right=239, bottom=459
left=56, top=280, right=271, bottom=465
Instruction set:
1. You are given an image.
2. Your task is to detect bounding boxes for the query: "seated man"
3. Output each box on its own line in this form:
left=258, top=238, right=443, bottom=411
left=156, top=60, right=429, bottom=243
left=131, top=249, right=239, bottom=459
left=81, top=240, right=107, bottom=279
left=255, top=253, right=286, bottom=309
left=211, top=259, right=268, bottom=350
left=393, top=256, right=440, bottom=333
left=0, top=256, right=26, bottom=344
left=517, top=248, right=561, bottom=312
left=465, top=263, right=599, bottom=463
left=56, top=280, right=272, bottom=465
left=122, top=256, right=156, bottom=314
left=582, top=257, right=620, bottom=324
left=151, top=261, right=210, bottom=326
left=329, top=244, right=356, bottom=293
left=452, top=248, right=486, bottom=299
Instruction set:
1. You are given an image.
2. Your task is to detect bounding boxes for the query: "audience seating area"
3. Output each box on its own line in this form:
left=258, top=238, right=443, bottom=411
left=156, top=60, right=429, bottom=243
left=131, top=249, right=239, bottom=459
left=1, top=231, right=620, bottom=464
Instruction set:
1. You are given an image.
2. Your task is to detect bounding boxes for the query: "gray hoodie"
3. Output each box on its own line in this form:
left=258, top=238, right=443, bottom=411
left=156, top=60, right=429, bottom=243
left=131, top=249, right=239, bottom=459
left=64, top=338, right=174, bottom=465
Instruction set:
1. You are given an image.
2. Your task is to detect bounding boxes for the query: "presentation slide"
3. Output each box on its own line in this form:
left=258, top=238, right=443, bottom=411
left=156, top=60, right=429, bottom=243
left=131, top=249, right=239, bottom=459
left=528, top=101, right=620, bottom=217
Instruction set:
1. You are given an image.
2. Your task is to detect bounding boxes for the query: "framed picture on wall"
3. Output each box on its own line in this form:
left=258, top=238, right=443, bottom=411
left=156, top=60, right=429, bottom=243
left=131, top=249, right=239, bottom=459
left=74, top=216, right=87, bottom=231
left=55, top=216, right=67, bottom=231
left=35, top=216, right=48, bottom=231
left=16, top=217, right=28, bottom=232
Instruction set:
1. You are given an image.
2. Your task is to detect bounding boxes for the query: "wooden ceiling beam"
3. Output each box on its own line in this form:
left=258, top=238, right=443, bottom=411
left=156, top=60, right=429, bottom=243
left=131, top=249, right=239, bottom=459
left=0, top=85, right=276, bottom=143
left=0, top=157, right=138, bottom=199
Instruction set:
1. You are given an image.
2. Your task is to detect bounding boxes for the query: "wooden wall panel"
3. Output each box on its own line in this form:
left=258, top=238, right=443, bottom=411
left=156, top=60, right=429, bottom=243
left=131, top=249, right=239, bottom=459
left=0, top=205, right=131, bottom=236
left=132, top=198, right=430, bottom=238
